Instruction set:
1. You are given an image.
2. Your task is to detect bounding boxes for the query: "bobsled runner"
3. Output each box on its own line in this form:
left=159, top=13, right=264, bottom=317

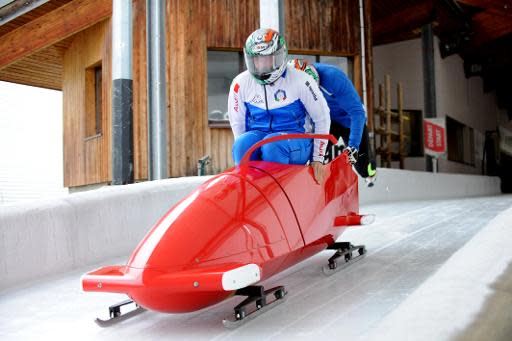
left=82, top=133, right=374, bottom=328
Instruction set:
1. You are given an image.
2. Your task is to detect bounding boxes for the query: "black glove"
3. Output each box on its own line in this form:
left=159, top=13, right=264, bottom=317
left=344, top=146, right=358, bottom=164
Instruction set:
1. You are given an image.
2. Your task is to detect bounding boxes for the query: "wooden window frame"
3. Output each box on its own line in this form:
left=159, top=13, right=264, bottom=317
left=85, top=61, right=103, bottom=140
left=207, top=49, right=244, bottom=129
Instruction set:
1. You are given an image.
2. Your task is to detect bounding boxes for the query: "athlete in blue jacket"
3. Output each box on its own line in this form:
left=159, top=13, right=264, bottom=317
left=290, top=59, right=377, bottom=186
left=228, top=29, right=331, bottom=183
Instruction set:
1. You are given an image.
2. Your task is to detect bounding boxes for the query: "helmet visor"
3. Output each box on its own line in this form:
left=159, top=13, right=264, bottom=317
left=244, top=47, right=287, bottom=80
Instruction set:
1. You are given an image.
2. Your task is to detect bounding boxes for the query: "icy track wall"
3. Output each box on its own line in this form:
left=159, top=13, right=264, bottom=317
left=358, top=168, right=500, bottom=204
left=0, top=177, right=211, bottom=291
left=0, top=169, right=500, bottom=291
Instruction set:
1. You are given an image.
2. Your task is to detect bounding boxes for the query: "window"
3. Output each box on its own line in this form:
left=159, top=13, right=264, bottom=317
left=403, top=110, right=423, bottom=157
left=288, top=54, right=351, bottom=78
left=206, top=51, right=351, bottom=127
left=207, top=50, right=244, bottom=127
left=446, top=116, right=475, bottom=165
left=85, top=62, right=103, bottom=138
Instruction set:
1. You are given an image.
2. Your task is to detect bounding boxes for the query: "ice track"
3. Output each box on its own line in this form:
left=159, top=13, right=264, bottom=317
left=1, top=195, right=511, bottom=341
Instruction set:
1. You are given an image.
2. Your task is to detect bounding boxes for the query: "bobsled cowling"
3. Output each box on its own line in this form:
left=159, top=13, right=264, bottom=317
left=82, top=133, right=360, bottom=313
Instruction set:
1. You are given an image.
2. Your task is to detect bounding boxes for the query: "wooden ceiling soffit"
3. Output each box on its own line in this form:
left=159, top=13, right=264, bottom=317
left=373, top=1, right=435, bottom=45
left=467, top=11, right=512, bottom=48
left=0, top=0, right=111, bottom=70
left=457, top=0, right=512, bottom=18
left=0, top=39, right=72, bottom=90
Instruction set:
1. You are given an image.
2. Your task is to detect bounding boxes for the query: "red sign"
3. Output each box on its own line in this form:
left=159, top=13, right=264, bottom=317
left=424, top=119, right=446, bottom=156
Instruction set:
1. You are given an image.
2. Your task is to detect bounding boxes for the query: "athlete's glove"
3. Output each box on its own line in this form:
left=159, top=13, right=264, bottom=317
left=344, top=146, right=358, bottom=164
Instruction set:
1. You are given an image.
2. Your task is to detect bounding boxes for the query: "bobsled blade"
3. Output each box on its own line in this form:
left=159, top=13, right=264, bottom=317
left=322, top=244, right=367, bottom=276
left=94, top=299, right=146, bottom=327
left=222, top=295, right=288, bottom=329
left=222, top=286, right=288, bottom=329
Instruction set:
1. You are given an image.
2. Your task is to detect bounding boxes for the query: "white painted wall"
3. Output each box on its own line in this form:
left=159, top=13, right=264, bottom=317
left=433, top=36, right=503, bottom=174
left=373, top=39, right=424, bottom=110
left=373, top=39, right=427, bottom=172
left=373, top=38, right=504, bottom=175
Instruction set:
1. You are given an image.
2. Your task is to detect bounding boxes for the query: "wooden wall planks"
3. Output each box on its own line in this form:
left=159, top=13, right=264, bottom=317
left=207, top=0, right=260, bottom=49
left=167, top=0, right=208, bottom=177
left=285, top=0, right=360, bottom=55
left=132, top=0, right=148, bottom=180
left=203, top=0, right=257, bottom=174
left=35, top=0, right=364, bottom=186
left=62, top=20, right=112, bottom=187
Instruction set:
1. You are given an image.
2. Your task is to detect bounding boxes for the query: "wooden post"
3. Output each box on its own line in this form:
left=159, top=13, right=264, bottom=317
left=385, top=74, right=391, bottom=168
left=378, top=83, right=384, bottom=111
left=397, top=82, right=404, bottom=169
left=378, top=83, right=384, bottom=166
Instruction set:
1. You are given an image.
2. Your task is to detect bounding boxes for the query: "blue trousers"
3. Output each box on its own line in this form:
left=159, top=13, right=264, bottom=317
left=232, top=131, right=312, bottom=166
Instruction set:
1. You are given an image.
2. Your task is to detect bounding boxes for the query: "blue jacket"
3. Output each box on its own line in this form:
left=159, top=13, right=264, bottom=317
left=314, top=63, right=366, bottom=148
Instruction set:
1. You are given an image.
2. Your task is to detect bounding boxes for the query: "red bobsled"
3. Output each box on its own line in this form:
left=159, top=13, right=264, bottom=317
left=82, top=133, right=372, bottom=326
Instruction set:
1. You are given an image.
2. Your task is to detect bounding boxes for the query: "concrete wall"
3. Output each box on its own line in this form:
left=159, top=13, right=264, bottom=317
left=0, top=170, right=500, bottom=291
left=373, top=38, right=504, bottom=175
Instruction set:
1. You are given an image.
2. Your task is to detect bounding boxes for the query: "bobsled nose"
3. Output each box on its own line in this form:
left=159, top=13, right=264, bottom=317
left=81, top=265, right=142, bottom=293
left=82, top=263, right=262, bottom=294
left=82, top=263, right=263, bottom=313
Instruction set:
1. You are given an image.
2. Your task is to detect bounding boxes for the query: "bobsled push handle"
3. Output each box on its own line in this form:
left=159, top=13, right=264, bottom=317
left=240, top=133, right=338, bottom=166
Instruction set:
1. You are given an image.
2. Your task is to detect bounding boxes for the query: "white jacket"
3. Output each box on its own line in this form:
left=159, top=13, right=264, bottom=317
left=227, top=66, right=331, bottom=162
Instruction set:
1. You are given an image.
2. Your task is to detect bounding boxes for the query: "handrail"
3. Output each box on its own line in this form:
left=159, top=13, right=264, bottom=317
left=239, top=133, right=338, bottom=166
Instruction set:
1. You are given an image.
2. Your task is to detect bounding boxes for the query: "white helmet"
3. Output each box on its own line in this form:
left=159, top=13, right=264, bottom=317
left=244, top=28, right=288, bottom=85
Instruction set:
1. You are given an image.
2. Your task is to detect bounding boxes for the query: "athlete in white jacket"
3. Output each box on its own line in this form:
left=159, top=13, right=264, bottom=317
left=228, top=28, right=330, bottom=183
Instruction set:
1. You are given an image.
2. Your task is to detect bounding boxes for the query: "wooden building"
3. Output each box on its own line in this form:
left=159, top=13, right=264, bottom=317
left=0, top=0, right=372, bottom=188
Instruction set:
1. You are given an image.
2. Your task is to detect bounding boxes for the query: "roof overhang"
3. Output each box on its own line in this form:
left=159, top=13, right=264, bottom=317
left=0, top=0, right=49, bottom=26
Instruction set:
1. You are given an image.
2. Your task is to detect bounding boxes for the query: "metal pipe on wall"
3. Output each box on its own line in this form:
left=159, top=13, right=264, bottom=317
left=259, top=0, right=284, bottom=34
left=147, top=0, right=168, bottom=180
left=112, top=0, right=134, bottom=185
left=422, top=23, right=437, bottom=172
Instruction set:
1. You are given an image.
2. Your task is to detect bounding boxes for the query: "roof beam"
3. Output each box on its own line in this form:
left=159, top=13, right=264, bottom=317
left=469, top=11, right=512, bottom=47
left=0, top=0, right=50, bottom=26
left=0, top=0, right=111, bottom=70
left=373, top=1, right=435, bottom=45
left=457, top=0, right=512, bottom=17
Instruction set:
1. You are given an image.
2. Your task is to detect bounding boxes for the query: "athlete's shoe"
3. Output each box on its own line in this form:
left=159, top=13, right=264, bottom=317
left=365, top=163, right=377, bottom=188
left=365, top=175, right=376, bottom=187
